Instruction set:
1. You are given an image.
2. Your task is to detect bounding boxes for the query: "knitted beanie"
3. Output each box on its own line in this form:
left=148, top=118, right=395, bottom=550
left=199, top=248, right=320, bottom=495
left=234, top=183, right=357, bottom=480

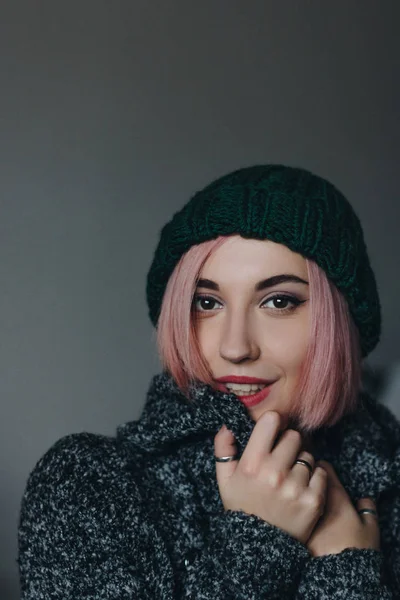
left=146, top=164, right=381, bottom=358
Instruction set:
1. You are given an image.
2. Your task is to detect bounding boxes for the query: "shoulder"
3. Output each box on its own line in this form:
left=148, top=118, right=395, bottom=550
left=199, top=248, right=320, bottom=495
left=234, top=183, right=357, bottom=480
left=359, top=392, right=400, bottom=450
left=18, top=434, right=155, bottom=591
left=25, top=432, right=119, bottom=484
left=20, top=432, right=142, bottom=519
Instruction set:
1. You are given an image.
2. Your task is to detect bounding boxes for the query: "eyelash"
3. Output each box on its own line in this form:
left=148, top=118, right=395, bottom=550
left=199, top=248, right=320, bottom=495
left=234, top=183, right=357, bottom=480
left=193, top=294, right=305, bottom=315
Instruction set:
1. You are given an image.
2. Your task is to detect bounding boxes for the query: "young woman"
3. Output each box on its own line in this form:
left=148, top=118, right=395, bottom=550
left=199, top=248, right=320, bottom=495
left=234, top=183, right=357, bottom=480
left=18, top=165, right=400, bottom=599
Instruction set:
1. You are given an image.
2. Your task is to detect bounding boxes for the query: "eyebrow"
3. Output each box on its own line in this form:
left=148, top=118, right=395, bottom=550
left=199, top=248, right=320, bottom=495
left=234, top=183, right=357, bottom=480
left=196, top=274, right=309, bottom=292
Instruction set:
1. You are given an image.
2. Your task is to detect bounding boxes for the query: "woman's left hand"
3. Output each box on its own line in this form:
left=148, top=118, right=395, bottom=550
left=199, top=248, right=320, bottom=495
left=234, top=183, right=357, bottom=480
left=306, top=460, right=381, bottom=557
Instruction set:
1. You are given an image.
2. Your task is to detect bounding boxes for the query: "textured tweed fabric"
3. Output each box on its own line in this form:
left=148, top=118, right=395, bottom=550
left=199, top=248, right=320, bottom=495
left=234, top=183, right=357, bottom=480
left=146, top=165, right=381, bottom=357
left=18, top=372, right=400, bottom=599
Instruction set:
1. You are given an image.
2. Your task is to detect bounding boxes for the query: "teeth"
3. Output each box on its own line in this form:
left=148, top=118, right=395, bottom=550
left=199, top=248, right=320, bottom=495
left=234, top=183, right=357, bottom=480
left=225, top=383, right=267, bottom=394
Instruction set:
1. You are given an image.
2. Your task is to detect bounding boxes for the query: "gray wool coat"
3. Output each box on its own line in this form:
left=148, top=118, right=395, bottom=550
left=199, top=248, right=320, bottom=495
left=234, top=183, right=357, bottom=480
left=18, top=371, right=400, bottom=599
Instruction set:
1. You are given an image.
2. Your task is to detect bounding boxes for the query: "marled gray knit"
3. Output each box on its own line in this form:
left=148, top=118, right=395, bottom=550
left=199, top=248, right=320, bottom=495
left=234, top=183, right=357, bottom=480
left=18, top=372, right=400, bottom=599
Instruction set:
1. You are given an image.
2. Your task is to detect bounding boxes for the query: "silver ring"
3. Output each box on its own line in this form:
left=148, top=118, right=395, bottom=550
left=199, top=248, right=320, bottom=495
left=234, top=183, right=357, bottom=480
left=357, top=508, right=378, bottom=517
left=214, top=454, right=239, bottom=463
left=293, top=459, right=313, bottom=476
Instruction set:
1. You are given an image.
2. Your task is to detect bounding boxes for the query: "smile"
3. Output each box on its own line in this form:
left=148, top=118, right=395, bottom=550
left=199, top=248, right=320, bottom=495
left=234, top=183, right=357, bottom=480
left=215, top=382, right=274, bottom=408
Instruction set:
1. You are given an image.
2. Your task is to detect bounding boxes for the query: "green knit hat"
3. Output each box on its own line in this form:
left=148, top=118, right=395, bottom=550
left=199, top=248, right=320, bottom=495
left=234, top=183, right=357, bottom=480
left=146, top=164, right=381, bottom=358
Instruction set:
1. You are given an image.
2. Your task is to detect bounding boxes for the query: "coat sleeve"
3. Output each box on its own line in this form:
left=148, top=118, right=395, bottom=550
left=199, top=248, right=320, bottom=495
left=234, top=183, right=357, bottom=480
left=293, top=488, right=400, bottom=599
left=294, top=548, right=394, bottom=599
left=18, top=433, right=313, bottom=599
left=181, top=510, right=311, bottom=598
left=18, top=433, right=180, bottom=599
left=294, top=408, right=400, bottom=600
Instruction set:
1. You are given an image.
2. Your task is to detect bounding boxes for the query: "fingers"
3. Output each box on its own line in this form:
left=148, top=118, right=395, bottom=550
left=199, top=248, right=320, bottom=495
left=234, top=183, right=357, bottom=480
left=308, top=463, right=328, bottom=493
left=214, top=425, right=238, bottom=485
left=356, top=498, right=380, bottom=550
left=289, top=451, right=316, bottom=486
left=239, top=411, right=282, bottom=472
left=306, top=464, right=328, bottom=513
left=319, top=461, right=378, bottom=519
left=317, top=461, right=380, bottom=537
left=356, top=498, right=379, bottom=527
left=236, top=411, right=316, bottom=485
left=317, top=460, right=343, bottom=489
left=272, top=428, right=304, bottom=471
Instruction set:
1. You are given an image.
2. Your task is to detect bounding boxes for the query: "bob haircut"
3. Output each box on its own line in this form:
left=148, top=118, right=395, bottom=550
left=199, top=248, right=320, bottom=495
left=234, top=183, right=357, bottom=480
left=155, top=235, right=362, bottom=433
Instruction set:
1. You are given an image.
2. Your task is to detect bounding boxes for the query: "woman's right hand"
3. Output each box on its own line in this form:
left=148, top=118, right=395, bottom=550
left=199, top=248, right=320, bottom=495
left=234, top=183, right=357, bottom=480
left=214, top=410, right=328, bottom=546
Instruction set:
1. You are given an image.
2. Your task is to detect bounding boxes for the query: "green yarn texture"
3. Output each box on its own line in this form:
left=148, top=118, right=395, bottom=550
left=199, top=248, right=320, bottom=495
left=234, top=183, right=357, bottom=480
left=146, top=164, right=381, bottom=358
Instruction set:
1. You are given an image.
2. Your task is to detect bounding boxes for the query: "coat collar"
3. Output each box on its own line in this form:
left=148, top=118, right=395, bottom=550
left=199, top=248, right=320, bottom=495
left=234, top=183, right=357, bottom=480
left=117, top=371, right=399, bottom=502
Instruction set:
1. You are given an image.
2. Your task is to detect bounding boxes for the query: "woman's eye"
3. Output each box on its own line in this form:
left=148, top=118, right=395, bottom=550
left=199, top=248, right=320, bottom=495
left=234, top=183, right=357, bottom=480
left=193, top=296, right=222, bottom=312
left=262, top=295, right=300, bottom=311
left=193, top=294, right=302, bottom=313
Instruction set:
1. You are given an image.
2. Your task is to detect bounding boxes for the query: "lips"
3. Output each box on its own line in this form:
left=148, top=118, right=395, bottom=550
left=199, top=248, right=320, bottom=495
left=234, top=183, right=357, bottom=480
left=214, top=380, right=275, bottom=408
left=214, top=375, right=275, bottom=385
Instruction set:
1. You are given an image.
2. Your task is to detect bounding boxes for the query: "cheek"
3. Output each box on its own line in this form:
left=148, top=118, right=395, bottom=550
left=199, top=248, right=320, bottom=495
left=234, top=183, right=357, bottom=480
left=264, top=319, right=309, bottom=369
left=194, top=320, right=216, bottom=358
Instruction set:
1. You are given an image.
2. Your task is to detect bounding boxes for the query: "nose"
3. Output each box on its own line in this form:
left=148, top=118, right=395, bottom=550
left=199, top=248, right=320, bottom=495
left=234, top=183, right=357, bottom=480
left=219, top=312, right=260, bottom=363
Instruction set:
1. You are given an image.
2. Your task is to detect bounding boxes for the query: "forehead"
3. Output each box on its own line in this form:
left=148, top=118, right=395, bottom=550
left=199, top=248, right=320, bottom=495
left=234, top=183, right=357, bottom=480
left=199, top=235, right=308, bottom=280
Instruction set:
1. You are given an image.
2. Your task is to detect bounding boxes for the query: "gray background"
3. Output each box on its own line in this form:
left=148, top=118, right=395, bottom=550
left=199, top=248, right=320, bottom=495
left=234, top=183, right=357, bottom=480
left=1, top=1, right=399, bottom=598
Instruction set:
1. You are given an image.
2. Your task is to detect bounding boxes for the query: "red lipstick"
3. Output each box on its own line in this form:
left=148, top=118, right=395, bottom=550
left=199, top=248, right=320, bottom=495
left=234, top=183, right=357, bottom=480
left=215, top=375, right=275, bottom=384
left=214, top=376, right=276, bottom=408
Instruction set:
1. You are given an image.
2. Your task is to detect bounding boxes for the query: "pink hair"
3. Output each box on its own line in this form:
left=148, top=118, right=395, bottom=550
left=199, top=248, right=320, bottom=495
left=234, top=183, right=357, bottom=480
left=155, top=235, right=362, bottom=432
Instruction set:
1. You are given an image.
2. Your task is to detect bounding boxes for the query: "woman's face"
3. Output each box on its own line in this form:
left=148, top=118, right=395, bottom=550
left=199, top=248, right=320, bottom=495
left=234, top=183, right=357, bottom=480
left=193, top=235, right=310, bottom=425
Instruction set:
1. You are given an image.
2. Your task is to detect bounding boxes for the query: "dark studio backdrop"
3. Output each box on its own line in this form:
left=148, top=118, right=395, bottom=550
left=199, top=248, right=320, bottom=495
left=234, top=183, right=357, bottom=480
left=1, top=2, right=399, bottom=598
